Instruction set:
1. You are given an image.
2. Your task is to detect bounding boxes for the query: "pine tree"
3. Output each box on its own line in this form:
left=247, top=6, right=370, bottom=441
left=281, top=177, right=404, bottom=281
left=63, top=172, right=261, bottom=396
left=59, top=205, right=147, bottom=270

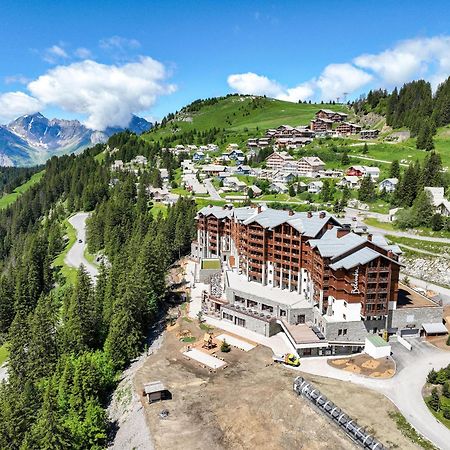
left=7, top=308, right=31, bottom=383
left=28, top=379, right=70, bottom=449
left=288, top=184, right=296, bottom=197
left=64, top=266, right=96, bottom=353
left=358, top=175, right=376, bottom=202
left=416, top=119, right=435, bottom=151
left=341, top=151, right=350, bottom=166
left=389, top=160, right=400, bottom=179
left=28, top=294, right=58, bottom=381
left=430, top=387, right=440, bottom=411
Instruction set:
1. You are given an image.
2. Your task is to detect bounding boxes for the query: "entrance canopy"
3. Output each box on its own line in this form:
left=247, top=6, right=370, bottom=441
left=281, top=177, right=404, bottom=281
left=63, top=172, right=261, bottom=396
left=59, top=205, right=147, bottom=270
left=422, top=322, right=448, bottom=335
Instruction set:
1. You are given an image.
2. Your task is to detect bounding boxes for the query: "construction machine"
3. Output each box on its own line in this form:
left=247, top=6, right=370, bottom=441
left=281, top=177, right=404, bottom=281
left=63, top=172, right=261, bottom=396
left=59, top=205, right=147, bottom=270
left=272, top=353, right=300, bottom=367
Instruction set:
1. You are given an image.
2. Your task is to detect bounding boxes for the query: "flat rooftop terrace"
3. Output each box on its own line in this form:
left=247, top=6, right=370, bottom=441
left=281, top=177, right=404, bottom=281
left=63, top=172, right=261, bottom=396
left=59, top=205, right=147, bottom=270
left=397, top=283, right=440, bottom=309
left=225, top=270, right=311, bottom=308
left=282, top=321, right=325, bottom=344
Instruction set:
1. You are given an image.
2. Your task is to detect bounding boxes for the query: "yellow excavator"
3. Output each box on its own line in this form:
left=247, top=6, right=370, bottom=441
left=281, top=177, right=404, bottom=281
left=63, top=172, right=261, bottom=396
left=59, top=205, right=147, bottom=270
left=273, top=353, right=300, bottom=367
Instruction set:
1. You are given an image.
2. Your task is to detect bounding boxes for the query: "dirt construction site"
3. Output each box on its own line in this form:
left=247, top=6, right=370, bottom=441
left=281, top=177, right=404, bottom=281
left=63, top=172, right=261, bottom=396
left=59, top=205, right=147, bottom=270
left=133, top=302, right=422, bottom=450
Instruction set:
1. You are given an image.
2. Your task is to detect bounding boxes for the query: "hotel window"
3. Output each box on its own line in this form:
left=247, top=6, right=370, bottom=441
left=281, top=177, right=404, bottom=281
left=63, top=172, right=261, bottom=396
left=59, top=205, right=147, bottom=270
left=338, top=329, right=342, bottom=336
left=235, top=317, right=246, bottom=327
left=223, top=312, right=233, bottom=321
left=343, top=329, right=348, bottom=336
left=280, top=309, right=287, bottom=317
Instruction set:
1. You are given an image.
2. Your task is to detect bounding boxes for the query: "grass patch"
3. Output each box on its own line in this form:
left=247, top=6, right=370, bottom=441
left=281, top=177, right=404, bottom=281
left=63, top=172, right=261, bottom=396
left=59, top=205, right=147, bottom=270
left=150, top=202, right=168, bottom=218
left=425, top=396, right=450, bottom=430
left=0, top=344, right=9, bottom=366
left=388, top=411, right=438, bottom=449
left=53, top=218, right=78, bottom=285
left=0, top=170, right=45, bottom=210
left=94, top=151, right=106, bottom=163
left=200, top=323, right=214, bottom=332
left=363, top=218, right=396, bottom=231
left=201, top=259, right=221, bottom=270
left=182, top=316, right=193, bottom=323
left=181, top=336, right=196, bottom=343
left=385, top=235, right=450, bottom=255
left=84, top=246, right=98, bottom=266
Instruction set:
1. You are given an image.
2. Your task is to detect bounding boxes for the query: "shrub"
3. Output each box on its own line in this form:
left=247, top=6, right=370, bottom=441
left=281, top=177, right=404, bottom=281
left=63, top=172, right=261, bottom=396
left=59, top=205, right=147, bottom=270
left=430, top=388, right=440, bottom=411
left=427, top=369, right=438, bottom=384
left=221, top=339, right=231, bottom=353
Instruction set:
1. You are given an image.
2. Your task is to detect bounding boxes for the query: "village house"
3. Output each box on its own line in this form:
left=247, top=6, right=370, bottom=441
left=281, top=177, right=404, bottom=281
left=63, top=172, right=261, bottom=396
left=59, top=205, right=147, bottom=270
left=234, top=164, right=252, bottom=175
left=248, top=185, right=262, bottom=196
left=192, top=150, right=205, bottom=162
left=279, top=160, right=299, bottom=175
left=270, top=181, right=289, bottom=194
left=273, top=171, right=297, bottom=184
left=111, top=160, right=124, bottom=171
left=159, top=168, right=169, bottom=183
left=347, top=165, right=380, bottom=180
left=318, top=169, right=344, bottom=178
left=336, top=122, right=362, bottom=135
left=307, top=180, right=323, bottom=194
left=182, top=160, right=196, bottom=174
left=360, top=129, right=380, bottom=139
left=315, top=109, right=348, bottom=122
left=131, top=155, right=148, bottom=166
left=337, top=176, right=361, bottom=189
left=310, top=117, right=333, bottom=132
left=378, top=178, right=398, bottom=193
left=424, top=187, right=450, bottom=217
left=297, top=156, right=325, bottom=178
left=275, top=136, right=313, bottom=149
left=265, top=151, right=295, bottom=170
left=223, top=177, right=247, bottom=192
left=201, top=164, right=227, bottom=177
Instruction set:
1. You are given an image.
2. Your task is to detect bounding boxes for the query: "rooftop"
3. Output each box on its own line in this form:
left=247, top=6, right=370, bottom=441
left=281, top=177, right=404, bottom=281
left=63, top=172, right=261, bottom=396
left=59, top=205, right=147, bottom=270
left=397, top=283, right=440, bottom=309
left=366, top=334, right=389, bottom=347
left=226, top=270, right=311, bottom=308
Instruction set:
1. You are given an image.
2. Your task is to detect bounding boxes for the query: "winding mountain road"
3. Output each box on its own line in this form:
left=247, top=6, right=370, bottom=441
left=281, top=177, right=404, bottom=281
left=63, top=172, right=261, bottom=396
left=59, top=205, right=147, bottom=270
left=65, top=212, right=98, bottom=280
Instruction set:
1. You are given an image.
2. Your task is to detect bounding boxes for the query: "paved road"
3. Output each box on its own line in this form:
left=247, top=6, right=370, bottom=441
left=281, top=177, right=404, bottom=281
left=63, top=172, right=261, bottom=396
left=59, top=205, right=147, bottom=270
left=65, top=212, right=98, bottom=280
left=204, top=178, right=222, bottom=200
left=407, top=275, right=450, bottom=305
left=298, top=339, right=450, bottom=449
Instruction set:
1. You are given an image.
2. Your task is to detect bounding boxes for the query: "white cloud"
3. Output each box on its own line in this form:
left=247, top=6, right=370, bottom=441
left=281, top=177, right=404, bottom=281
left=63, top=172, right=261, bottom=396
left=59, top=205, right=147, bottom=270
left=27, top=56, right=176, bottom=130
left=228, top=35, right=450, bottom=103
left=354, top=36, right=450, bottom=88
left=227, top=72, right=284, bottom=97
left=316, top=63, right=373, bottom=101
left=99, top=36, right=141, bottom=51
left=43, top=45, right=68, bottom=64
left=0, top=92, right=42, bottom=123
left=74, top=47, right=92, bottom=59
left=4, top=74, right=30, bottom=85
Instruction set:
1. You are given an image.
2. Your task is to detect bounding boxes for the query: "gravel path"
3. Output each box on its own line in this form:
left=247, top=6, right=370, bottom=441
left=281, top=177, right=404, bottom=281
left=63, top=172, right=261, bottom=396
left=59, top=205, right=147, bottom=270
left=65, top=212, right=98, bottom=279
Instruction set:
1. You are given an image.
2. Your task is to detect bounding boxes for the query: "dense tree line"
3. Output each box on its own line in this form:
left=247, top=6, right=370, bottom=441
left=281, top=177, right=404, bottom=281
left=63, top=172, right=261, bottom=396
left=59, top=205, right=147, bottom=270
left=0, top=132, right=197, bottom=448
left=0, top=166, right=43, bottom=195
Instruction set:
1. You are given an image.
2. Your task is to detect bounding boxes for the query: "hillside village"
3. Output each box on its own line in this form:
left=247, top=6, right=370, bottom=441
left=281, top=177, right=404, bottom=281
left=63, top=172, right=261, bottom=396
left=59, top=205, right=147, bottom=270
left=109, top=105, right=449, bottom=224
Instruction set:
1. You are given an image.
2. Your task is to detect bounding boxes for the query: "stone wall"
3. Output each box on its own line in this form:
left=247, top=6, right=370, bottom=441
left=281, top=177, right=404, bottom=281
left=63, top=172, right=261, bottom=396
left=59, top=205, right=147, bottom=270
left=221, top=307, right=280, bottom=337
left=389, top=305, right=443, bottom=331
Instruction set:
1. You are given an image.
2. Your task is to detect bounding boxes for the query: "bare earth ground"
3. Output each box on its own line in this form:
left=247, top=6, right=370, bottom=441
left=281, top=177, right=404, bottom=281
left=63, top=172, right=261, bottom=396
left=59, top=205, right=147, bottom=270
left=328, top=354, right=396, bottom=378
left=134, top=310, right=420, bottom=450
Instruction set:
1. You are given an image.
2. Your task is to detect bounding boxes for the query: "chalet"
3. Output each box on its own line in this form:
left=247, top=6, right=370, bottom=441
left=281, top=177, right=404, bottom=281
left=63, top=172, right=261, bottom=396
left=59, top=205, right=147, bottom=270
left=265, top=151, right=294, bottom=170
left=424, top=187, right=450, bottom=217
left=275, top=136, right=313, bottom=149
left=111, top=160, right=124, bottom=171
left=248, top=185, right=262, bottom=196
left=273, top=171, right=297, bottom=184
left=336, top=122, right=362, bottom=135
left=310, top=118, right=333, bottom=132
left=379, top=178, right=398, bottom=193
left=360, top=129, right=380, bottom=139
left=228, top=149, right=245, bottom=160
left=159, top=168, right=169, bottom=182
left=297, top=156, right=325, bottom=178
left=182, top=160, right=195, bottom=174
left=223, top=177, right=247, bottom=192
left=279, top=160, right=299, bottom=174
left=319, top=169, right=344, bottom=178
left=131, top=155, right=148, bottom=166
left=337, top=176, right=360, bottom=189
left=234, top=164, right=251, bottom=175
left=307, top=180, right=323, bottom=194
left=192, top=151, right=205, bottom=162
left=315, top=109, right=348, bottom=122
left=201, top=164, right=227, bottom=176
left=270, top=181, right=289, bottom=194
left=347, top=165, right=380, bottom=180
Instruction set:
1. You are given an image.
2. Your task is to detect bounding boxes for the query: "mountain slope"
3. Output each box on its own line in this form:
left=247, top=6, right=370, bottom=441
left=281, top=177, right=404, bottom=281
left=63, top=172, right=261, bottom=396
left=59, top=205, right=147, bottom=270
left=1, top=113, right=152, bottom=166
left=142, top=95, right=350, bottom=144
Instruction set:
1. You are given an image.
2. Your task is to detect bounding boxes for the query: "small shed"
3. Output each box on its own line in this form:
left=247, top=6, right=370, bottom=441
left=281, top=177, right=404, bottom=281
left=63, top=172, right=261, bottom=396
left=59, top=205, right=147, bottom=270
left=364, top=335, right=391, bottom=359
left=143, top=381, right=171, bottom=404
left=422, top=322, right=448, bottom=336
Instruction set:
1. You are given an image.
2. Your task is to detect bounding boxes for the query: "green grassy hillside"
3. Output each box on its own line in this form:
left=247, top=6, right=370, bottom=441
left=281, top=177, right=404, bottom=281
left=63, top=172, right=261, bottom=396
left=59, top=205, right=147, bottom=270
left=0, top=170, right=45, bottom=210
left=142, top=95, right=350, bottom=143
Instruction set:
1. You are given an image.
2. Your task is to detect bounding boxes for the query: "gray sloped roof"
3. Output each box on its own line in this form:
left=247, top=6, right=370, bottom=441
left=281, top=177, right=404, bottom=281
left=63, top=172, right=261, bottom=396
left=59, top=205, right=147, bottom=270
left=308, top=229, right=365, bottom=258
left=329, top=247, right=380, bottom=270
left=197, top=206, right=233, bottom=219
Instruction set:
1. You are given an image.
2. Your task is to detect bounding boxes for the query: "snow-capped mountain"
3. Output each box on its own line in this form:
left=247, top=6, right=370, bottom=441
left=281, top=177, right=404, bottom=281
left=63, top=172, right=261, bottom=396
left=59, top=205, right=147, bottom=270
left=0, top=113, right=152, bottom=166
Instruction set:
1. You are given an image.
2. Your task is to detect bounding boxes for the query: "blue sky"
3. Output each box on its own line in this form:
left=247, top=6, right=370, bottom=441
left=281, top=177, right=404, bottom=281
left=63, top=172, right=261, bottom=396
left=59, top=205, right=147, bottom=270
left=1, top=0, right=449, bottom=129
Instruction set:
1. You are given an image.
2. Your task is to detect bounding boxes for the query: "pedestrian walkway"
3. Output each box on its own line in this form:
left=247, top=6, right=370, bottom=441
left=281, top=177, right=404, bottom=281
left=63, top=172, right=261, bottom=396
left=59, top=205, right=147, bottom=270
left=183, top=348, right=226, bottom=369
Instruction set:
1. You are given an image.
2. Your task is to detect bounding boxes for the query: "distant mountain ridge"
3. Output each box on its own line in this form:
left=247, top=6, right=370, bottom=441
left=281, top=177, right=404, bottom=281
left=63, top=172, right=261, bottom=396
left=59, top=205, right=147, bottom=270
left=0, top=113, right=152, bottom=166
